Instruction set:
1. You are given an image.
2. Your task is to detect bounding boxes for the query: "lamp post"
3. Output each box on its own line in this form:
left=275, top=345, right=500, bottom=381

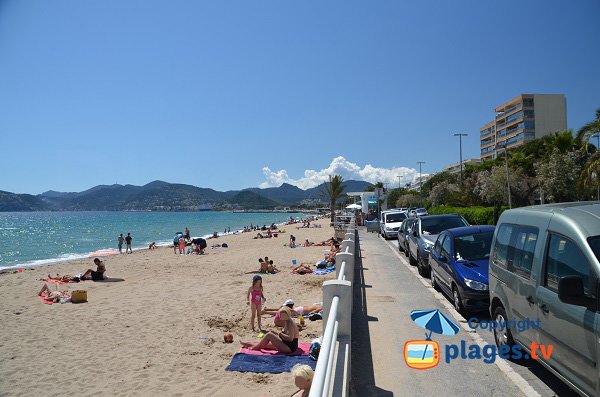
left=397, top=175, right=401, bottom=190
left=417, top=161, right=425, bottom=208
left=499, top=142, right=512, bottom=209
left=454, top=133, right=468, bottom=186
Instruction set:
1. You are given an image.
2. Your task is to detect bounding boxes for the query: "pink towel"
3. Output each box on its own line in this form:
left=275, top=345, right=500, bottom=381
left=240, top=342, right=310, bottom=356
left=38, top=295, right=54, bottom=305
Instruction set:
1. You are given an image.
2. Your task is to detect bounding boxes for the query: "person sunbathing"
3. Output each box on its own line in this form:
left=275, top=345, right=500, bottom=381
left=241, top=308, right=299, bottom=354
left=291, top=263, right=313, bottom=275
left=42, top=274, right=74, bottom=282
left=303, top=239, right=313, bottom=247
left=254, top=233, right=264, bottom=239
left=38, top=283, right=71, bottom=303
left=263, top=299, right=322, bottom=324
left=81, top=258, right=106, bottom=281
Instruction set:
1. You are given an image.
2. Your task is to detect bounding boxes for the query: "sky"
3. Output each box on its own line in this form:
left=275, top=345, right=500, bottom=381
left=1, top=0, right=599, bottom=194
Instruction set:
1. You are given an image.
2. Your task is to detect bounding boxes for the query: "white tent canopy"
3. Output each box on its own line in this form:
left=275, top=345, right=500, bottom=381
left=345, top=203, right=361, bottom=209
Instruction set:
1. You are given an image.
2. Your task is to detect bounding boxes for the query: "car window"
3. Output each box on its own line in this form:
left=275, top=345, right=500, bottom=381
left=420, top=216, right=468, bottom=235
left=441, top=234, right=451, bottom=257
left=454, top=231, right=494, bottom=261
left=386, top=212, right=406, bottom=223
left=492, top=223, right=538, bottom=279
left=545, top=234, right=595, bottom=299
left=434, top=234, right=445, bottom=254
left=586, top=236, right=600, bottom=263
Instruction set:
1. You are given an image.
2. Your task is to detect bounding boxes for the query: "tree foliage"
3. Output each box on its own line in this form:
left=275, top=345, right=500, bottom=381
left=323, top=175, right=346, bottom=222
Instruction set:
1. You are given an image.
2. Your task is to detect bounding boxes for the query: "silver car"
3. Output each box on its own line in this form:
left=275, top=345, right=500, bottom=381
left=489, top=202, right=600, bottom=397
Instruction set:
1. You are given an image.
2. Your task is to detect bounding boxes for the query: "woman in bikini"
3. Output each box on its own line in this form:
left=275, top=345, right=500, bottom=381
left=241, top=307, right=299, bottom=353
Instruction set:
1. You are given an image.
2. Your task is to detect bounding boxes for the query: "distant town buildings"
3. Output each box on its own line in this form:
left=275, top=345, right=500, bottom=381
left=480, top=94, right=567, bottom=160
left=443, top=158, right=482, bottom=174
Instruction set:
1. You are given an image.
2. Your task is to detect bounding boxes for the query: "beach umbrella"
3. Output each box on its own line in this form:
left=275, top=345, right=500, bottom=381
left=410, top=309, right=460, bottom=339
left=410, top=309, right=460, bottom=360
left=345, top=203, right=361, bottom=210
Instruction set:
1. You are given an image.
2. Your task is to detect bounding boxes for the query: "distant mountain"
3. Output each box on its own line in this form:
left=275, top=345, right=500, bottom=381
left=1, top=179, right=373, bottom=211
left=229, top=191, right=280, bottom=209
left=0, top=191, right=50, bottom=211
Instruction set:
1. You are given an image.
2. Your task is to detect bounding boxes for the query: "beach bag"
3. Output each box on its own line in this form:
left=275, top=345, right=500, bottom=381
left=71, top=290, right=87, bottom=303
left=309, top=340, right=321, bottom=361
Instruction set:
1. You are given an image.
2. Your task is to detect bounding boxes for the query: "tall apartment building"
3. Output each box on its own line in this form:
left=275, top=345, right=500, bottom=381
left=479, top=94, right=567, bottom=160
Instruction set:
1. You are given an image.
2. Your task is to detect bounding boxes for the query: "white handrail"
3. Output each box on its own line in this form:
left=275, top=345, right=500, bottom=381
left=338, top=261, right=346, bottom=281
left=309, top=296, right=340, bottom=397
left=322, top=320, right=339, bottom=395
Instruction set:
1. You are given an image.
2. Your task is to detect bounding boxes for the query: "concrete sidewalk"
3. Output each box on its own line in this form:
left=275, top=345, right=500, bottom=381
left=350, top=229, right=525, bottom=397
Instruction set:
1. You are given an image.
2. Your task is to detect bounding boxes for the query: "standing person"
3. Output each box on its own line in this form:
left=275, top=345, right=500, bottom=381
left=289, top=234, right=296, bottom=248
left=246, top=275, right=266, bottom=332
left=178, top=236, right=186, bottom=255
left=117, top=234, right=125, bottom=254
left=125, top=233, right=133, bottom=254
left=184, top=227, right=191, bottom=241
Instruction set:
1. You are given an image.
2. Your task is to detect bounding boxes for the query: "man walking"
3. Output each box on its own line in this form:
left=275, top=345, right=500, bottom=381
left=118, top=233, right=125, bottom=254
left=125, top=232, right=133, bottom=254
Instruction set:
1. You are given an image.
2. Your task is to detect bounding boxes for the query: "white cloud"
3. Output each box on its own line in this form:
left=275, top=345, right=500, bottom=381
left=259, top=156, right=423, bottom=189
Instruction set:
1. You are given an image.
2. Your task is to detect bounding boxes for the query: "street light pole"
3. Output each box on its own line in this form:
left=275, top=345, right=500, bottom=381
left=417, top=161, right=425, bottom=208
left=454, top=133, right=468, bottom=186
left=397, top=175, right=401, bottom=190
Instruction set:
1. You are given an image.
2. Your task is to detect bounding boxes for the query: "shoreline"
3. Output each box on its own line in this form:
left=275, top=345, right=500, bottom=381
left=0, top=217, right=336, bottom=396
left=0, top=212, right=316, bottom=271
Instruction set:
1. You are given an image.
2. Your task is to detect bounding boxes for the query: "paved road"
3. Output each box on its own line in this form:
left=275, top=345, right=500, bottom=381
left=350, top=228, right=578, bottom=397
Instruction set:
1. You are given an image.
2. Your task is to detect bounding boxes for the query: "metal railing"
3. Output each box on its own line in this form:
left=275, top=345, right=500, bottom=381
left=310, top=217, right=356, bottom=397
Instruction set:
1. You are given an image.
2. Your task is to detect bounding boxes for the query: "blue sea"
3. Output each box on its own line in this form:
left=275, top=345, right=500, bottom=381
left=0, top=211, right=308, bottom=270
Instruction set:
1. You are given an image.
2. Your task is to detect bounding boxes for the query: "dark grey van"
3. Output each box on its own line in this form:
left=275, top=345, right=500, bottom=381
left=489, top=202, right=600, bottom=397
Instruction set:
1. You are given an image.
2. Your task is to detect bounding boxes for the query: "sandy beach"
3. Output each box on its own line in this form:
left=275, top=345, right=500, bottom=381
left=0, top=218, right=336, bottom=397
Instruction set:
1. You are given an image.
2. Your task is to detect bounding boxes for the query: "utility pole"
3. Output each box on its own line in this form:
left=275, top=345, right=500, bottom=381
left=454, top=133, right=468, bottom=186
left=397, top=175, right=401, bottom=190
left=417, top=161, right=425, bottom=208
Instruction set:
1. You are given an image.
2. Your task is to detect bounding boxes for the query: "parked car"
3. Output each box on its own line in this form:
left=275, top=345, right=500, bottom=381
left=397, top=217, right=416, bottom=256
left=380, top=210, right=408, bottom=239
left=429, top=225, right=495, bottom=314
left=407, top=214, right=470, bottom=276
left=415, top=208, right=428, bottom=216
left=489, top=202, right=600, bottom=397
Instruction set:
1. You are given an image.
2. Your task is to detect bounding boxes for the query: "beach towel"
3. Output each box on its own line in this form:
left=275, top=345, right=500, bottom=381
left=38, top=296, right=55, bottom=305
left=313, top=266, right=336, bottom=275
left=240, top=342, right=311, bottom=356
left=225, top=353, right=316, bottom=373
left=41, top=278, right=70, bottom=284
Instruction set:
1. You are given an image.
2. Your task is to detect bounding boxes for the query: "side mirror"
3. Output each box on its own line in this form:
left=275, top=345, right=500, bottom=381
left=413, top=230, right=419, bottom=237
left=436, top=254, right=447, bottom=263
left=558, top=276, right=591, bottom=307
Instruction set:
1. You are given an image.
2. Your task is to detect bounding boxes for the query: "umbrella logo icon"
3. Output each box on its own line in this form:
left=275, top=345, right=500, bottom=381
left=404, top=309, right=460, bottom=370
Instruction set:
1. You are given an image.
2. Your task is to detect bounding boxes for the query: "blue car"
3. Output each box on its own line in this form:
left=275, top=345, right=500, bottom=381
left=429, top=225, right=495, bottom=314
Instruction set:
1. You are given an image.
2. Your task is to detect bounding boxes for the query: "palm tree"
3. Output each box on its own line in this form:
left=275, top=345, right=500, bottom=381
left=323, top=175, right=346, bottom=223
left=577, top=109, right=600, bottom=196
left=576, top=108, right=600, bottom=152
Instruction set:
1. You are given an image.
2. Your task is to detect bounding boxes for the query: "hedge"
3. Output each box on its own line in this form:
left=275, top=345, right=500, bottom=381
left=427, top=206, right=508, bottom=225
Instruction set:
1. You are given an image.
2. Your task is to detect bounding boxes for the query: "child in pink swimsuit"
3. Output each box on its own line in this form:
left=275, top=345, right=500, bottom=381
left=247, top=275, right=266, bottom=331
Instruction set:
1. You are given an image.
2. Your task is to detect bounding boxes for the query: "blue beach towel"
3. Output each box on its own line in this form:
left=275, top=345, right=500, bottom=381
left=225, top=353, right=317, bottom=373
left=313, top=266, right=336, bottom=275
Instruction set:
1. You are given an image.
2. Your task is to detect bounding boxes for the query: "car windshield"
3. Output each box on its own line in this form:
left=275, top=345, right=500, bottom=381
left=454, top=231, right=494, bottom=261
left=420, top=216, right=468, bottom=235
left=386, top=213, right=406, bottom=223
left=587, top=236, right=600, bottom=262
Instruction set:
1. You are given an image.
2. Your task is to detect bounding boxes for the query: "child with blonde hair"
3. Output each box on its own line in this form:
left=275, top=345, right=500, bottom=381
left=291, top=364, right=314, bottom=396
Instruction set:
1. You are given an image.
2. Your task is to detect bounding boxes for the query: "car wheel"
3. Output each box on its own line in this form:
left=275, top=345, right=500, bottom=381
left=404, top=242, right=409, bottom=257
left=409, top=251, right=417, bottom=266
left=452, top=286, right=467, bottom=315
left=493, top=306, right=516, bottom=349
left=398, top=240, right=403, bottom=252
left=417, top=256, right=425, bottom=276
left=431, top=270, right=440, bottom=291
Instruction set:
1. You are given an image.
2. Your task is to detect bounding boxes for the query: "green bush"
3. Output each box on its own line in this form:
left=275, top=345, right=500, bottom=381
left=428, top=206, right=508, bottom=225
